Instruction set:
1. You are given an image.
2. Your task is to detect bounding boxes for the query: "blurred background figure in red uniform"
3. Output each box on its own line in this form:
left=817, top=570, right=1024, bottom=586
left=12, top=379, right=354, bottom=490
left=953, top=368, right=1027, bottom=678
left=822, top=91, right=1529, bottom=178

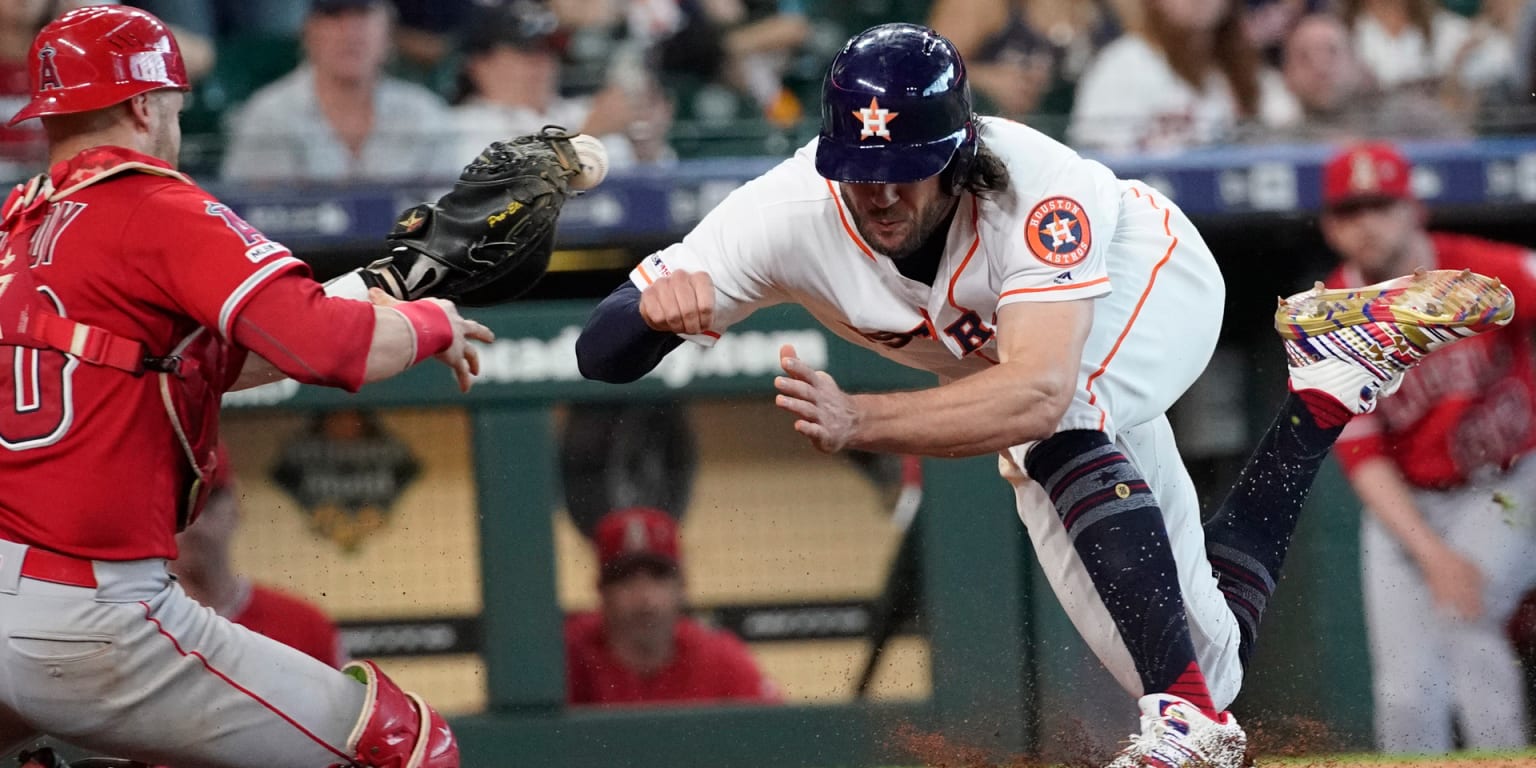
left=564, top=506, right=781, bottom=706
left=1318, top=140, right=1536, bottom=755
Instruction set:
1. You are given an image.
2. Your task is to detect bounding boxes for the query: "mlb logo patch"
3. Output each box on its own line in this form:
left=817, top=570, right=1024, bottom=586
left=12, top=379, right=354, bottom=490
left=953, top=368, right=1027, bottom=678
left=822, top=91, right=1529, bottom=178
left=1025, top=196, right=1091, bottom=267
left=648, top=254, right=671, bottom=277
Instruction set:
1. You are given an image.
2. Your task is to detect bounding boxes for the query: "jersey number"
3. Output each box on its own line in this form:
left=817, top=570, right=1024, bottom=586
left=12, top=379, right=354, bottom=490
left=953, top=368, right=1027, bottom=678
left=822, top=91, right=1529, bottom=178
left=0, top=288, right=78, bottom=450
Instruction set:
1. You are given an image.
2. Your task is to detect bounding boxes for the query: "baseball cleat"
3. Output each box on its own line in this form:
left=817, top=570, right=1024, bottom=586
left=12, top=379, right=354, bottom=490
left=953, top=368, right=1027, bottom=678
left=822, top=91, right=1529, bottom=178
left=1276, top=268, right=1515, bottom=415
left=1107, top=693, right=1247, bottom=768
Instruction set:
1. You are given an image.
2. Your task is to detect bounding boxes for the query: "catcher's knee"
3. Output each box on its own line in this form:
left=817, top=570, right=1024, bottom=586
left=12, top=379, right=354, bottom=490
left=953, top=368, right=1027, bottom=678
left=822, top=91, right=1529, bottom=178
left=342, top=660, right=459, bottom=768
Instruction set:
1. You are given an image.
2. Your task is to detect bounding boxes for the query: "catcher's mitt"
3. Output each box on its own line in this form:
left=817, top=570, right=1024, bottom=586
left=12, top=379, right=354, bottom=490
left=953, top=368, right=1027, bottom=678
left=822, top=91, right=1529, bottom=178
left=363, top=126, right=584, bottom=306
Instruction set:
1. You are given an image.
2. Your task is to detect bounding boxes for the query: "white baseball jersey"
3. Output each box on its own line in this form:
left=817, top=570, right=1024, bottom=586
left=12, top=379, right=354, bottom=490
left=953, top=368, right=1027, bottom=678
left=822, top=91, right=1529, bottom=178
left=629, top=117, right=1120, bottom=385
left=628, top=115, right=1242, bottom=708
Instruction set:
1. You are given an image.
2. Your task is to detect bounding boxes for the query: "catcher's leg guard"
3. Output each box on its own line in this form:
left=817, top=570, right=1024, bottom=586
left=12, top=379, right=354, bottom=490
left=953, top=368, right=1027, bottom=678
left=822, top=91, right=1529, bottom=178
left=340, top=660, right=459, bottom=768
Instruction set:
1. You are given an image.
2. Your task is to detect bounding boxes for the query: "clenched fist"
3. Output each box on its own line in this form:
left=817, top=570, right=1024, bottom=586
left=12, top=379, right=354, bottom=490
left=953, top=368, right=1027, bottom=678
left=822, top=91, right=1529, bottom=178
left=639, top=269, right=716, bottom=336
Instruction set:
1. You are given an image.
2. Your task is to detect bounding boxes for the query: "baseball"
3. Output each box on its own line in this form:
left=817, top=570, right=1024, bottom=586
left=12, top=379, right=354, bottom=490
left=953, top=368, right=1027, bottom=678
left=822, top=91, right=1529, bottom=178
left=569, top=134, right=609, bottom=191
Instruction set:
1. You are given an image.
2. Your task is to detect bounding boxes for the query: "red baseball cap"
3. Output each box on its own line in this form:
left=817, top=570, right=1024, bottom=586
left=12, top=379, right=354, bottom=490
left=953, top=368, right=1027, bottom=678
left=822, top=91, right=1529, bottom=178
left=1322, top=141, right=1414, bottom=210
left=594, top=507, right=681, bottom=584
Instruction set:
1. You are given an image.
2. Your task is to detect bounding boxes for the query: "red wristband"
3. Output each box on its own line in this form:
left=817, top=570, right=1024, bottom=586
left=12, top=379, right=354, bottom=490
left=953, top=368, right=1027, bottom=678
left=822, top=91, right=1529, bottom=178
left=393, top=300, right=454, bottom=365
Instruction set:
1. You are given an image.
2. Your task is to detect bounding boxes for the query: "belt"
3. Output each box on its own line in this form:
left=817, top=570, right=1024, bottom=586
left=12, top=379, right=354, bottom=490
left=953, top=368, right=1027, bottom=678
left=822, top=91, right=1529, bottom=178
left=20, top=546, right=98, bottom=588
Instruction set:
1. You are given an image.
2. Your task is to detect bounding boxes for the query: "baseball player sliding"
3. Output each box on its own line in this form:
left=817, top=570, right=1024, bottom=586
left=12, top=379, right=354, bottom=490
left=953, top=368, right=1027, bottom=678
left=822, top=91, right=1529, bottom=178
left=576, top=23, right=1516, bottom=768
left=0, top=6, right=588, bottom=767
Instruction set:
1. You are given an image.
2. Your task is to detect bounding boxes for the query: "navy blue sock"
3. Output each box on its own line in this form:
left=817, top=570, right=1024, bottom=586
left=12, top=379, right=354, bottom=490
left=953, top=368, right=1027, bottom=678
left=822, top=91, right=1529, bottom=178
left=1025, top=429, right=1218, bottom=716
left=1204, top=392, right=1346, bottom=666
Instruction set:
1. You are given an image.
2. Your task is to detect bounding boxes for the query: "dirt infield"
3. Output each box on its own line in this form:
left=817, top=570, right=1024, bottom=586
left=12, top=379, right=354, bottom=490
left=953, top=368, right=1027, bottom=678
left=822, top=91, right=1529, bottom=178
left=888, top=721, right=1536, bottom=768
left=1264, top=757, right=1536, bottom=767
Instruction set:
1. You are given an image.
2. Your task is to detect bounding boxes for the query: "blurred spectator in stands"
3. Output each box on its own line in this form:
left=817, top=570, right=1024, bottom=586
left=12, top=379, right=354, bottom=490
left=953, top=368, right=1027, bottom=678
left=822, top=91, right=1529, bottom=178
left=1455, top=0, right=1532, bottom=132
left=0, top=0, right=48, bottom=179
left=450, top=0, right=674, bottom=168
left=565, top=507, right=782, bottom=706
left=927, top=0, right=1119, bottom=135
left=221, top=0, right=456, bottom=183
left=1260, top=12, right=1469, bottom=141
left=1340, top=0, right=1514, bottom=98
left=1069, top=0, right=1289, bottom=154
left=635, top=0, right=809, bottom=127
left=57, top=1, right=214, bottom=79
left=130, top=0, right=303, bottom=41
left=1318, top=142, right=1536, bottom=755
left=1243, top=0, right=1318, bottom=63
left=390, top=0, right=472, bottom=75
left=172, top=443, right=348, bottom=668
left=1513, top=0, right=1536, bottom=95
left=0, top=0, right=211, bottom=178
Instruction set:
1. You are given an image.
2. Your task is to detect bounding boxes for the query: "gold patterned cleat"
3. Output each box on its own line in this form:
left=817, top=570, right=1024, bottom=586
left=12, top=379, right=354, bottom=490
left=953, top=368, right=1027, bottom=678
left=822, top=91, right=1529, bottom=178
left=1276, top=269, right=1515, bottom=414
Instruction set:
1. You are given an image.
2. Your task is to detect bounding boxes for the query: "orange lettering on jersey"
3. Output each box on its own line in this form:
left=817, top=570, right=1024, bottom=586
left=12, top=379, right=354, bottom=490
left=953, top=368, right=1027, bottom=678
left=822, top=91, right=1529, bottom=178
left=1025, top=196, right=1091, bottom=268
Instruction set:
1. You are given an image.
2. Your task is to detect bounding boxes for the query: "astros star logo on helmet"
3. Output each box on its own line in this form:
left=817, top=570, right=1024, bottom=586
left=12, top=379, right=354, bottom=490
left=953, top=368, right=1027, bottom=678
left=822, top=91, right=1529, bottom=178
left=1025, top=196, right=1092, bottom=267
left=853, top=97, right=898, bottom=141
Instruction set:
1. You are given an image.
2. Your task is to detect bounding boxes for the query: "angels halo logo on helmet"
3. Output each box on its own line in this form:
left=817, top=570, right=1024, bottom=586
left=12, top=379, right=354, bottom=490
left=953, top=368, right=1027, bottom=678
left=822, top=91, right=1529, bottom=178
left=8, top=5, right=190, bottom=127
left=815, top=23, right=977, bottom=190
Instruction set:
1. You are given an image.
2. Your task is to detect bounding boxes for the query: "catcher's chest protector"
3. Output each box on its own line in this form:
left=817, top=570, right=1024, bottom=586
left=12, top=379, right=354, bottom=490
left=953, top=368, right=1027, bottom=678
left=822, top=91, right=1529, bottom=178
left=0, top=157, right=225, bottom=528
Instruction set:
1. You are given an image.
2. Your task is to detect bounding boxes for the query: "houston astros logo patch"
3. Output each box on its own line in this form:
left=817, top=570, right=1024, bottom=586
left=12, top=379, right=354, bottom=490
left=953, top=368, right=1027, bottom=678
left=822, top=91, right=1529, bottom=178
left=853, top=97, right=897, bottom=141
left=1026, top=196, right=1091, bottom=267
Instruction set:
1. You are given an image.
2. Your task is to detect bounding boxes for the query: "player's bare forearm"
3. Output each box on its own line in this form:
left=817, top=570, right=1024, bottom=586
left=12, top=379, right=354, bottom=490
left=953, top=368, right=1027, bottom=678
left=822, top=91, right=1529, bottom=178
left=362, top=305, right=418, bottom=384
left=1348, top=456, right=1447, bottom=564
left=775, top=301, right=1091, bottom=455
left=775, top=343, right=1072, bottom=455
left=847, top=360, right=1070, bottom=456
left=233, top=276, right=482, bottom=393
left=840, top=299, right=1091, bottom=455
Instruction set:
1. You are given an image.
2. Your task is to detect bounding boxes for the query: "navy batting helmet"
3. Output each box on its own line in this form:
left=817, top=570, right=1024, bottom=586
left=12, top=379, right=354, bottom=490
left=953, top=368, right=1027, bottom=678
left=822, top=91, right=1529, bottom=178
left=815, top=23, right=976, bottom=187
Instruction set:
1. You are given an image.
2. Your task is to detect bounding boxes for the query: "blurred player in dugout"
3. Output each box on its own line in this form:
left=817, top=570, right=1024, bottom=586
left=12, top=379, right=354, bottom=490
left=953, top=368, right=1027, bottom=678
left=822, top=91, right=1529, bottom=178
left=171, top=443, right=347, bottom=669
left=564, top=507, right=782, bottom=705
left=1318, top=141, right=1536, bottom=754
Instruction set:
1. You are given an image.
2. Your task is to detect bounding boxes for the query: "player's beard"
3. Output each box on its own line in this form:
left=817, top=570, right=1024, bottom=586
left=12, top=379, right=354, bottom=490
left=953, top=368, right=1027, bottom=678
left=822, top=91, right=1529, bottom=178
left=846, top=189, right=959, bottom=261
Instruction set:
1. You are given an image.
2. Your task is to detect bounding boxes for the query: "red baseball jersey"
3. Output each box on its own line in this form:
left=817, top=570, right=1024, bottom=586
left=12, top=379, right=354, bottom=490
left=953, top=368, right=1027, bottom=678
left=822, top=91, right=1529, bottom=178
left=232, top=583, right=347, bottom=668
left=0, top=147, right=307, bottom=560
left=1331, top=233, right=1536, bottom=488
left=564, top=612, right=782, bottom=705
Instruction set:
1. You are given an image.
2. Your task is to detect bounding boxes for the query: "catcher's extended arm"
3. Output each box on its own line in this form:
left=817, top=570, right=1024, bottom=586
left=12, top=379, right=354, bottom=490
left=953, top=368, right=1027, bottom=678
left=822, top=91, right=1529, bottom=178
left=346, top=127, right=585, bottom=306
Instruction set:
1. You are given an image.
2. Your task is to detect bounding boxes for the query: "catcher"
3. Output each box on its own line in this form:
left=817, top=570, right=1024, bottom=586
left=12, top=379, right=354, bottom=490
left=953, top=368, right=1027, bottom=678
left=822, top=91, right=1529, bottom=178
left=0, top=7, right=589, bottom=768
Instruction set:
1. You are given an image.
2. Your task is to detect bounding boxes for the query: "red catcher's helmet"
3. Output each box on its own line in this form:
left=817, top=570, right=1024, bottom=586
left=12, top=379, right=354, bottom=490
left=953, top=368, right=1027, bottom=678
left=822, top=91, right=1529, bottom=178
left=7, top=5, right=189, bottom=127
